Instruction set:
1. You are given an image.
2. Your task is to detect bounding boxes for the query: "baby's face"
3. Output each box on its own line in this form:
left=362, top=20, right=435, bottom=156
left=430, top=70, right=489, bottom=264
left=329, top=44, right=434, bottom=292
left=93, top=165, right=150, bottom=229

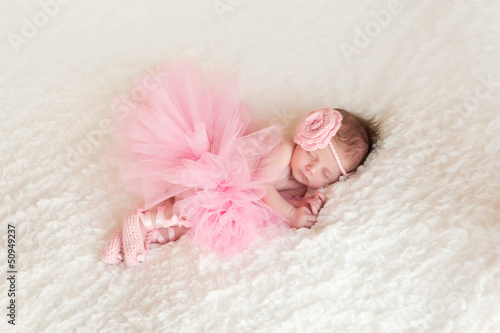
left=290, top=143, right=346, bottom=189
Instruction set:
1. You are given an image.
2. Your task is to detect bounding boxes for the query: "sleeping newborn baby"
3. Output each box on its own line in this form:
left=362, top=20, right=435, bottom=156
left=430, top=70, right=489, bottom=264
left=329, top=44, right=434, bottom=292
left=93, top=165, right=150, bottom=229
left=101, top=61, right=378, bottom=265
left=263, top=108, right=376, bottom=228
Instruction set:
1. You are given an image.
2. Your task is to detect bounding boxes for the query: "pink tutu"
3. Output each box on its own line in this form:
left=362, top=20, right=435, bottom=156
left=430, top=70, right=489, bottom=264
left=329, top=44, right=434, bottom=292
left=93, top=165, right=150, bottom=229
left=112, top=60, right=288, bottom=255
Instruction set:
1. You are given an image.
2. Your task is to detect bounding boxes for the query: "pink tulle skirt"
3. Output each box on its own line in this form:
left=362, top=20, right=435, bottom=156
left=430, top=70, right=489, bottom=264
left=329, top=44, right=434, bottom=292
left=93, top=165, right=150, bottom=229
left=112, top=60, right=288, bottom=255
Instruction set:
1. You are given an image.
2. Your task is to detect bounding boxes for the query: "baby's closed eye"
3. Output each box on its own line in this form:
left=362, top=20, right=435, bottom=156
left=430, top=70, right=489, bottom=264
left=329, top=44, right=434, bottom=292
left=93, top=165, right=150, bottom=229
left=322, top=169, right=330, bottom=180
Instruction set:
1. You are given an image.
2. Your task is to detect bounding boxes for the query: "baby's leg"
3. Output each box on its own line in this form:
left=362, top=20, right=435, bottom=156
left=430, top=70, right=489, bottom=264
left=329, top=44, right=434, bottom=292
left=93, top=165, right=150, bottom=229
left=139, top=203, right=188, bottom=243
left=115, top=199, right=190, bottom=266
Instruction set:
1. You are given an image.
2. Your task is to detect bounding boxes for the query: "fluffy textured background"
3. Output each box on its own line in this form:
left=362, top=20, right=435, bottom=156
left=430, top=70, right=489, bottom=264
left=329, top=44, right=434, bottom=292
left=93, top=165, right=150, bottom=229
left=1, top=0, right=499, bottom=332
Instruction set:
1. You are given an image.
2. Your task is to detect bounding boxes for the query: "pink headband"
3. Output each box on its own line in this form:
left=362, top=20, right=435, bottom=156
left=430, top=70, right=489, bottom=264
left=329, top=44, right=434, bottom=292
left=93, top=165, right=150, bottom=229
left=294, top=108, right=350, bottom=177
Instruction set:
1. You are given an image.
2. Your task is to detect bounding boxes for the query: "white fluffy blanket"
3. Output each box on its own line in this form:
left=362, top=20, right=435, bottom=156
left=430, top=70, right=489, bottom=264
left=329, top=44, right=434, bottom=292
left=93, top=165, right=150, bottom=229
left=1, top=1, right=499, bottom=332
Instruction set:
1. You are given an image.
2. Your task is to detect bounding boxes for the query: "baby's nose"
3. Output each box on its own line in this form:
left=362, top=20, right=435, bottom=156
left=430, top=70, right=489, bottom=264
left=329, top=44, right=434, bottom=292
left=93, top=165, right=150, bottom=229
left=306, top=163, right=318, bottom=175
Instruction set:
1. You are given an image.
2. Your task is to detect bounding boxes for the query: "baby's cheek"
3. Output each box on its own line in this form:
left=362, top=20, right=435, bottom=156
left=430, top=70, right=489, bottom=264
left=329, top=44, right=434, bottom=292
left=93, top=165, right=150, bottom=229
left=309, top=178, right=322, bottom=189
left=318, top=178, right=334, bottom=188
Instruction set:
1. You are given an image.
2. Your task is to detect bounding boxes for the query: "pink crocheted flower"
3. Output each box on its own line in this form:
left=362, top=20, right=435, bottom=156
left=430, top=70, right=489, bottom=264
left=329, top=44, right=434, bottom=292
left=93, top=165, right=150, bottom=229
left=294, top=108, right=343, bottom=151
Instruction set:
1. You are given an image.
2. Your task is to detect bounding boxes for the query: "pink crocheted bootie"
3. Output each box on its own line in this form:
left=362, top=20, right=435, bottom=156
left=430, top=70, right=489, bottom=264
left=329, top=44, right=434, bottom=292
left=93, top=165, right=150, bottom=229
left=122, top=209, right=154, bottom=266
left=101, top=230, right=124, bottom=264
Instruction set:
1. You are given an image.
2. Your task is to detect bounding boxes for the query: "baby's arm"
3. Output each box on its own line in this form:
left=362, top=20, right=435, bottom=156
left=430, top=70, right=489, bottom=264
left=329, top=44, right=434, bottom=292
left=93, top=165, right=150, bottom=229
left=261, top=139, right=322, bottom=228
left=262, top=185, right=317, bottom=228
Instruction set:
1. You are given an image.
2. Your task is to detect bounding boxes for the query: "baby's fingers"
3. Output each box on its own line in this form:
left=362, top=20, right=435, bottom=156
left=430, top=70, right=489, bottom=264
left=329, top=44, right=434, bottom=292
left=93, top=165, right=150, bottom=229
left=305, top=221, right=315, bottom=229
left=306, top=217, right=317, bottom=228
left=305, top=212, right=317, bottom=226
left=315, top=192, right=327, bottom=204
left=305, top=198, right=317, bottom=215
left=306, top=197, right=322, bottom=215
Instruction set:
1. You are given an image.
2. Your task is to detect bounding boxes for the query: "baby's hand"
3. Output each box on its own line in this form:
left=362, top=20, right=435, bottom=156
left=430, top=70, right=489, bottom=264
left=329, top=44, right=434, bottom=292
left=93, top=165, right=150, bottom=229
left=302, top=192, right=327, bottom=215
left=289, top=206, right=317, bottom=229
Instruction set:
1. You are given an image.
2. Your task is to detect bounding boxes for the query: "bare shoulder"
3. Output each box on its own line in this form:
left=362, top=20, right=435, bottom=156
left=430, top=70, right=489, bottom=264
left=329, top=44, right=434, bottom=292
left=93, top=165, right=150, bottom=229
left=276, top=138, right=295, bottom=161
left=264, top=138, right=295, bottom=170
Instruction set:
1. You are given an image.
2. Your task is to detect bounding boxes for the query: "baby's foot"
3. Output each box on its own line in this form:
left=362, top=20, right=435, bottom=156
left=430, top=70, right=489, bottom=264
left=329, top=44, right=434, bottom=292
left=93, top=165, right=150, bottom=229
left=122, top=210, right=151, bottom=266
left=101, top=230, right=124, bottom=264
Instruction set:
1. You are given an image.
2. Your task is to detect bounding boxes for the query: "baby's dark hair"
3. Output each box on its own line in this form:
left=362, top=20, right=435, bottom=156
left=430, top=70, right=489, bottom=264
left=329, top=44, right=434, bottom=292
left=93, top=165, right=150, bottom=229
left=332, top=108, right=379, bottom=173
